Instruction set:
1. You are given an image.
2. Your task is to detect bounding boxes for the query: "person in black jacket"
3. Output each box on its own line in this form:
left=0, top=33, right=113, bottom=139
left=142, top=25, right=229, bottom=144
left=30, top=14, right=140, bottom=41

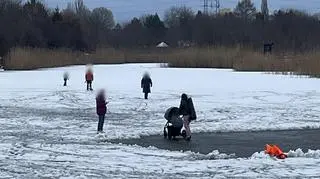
left=63, top=72, right=69, bottom=86
left=141, top=72, right=153, bottom=99
left=179, top=93, right=196, bottom=140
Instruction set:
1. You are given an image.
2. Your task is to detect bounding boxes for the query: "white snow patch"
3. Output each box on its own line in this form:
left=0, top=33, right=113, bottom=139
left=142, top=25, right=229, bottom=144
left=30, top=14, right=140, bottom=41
left=287, top=148, right=320, bottom=158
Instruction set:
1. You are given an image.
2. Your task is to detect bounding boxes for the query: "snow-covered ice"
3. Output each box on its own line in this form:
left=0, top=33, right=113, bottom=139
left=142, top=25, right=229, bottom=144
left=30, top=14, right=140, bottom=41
left=1, top=63, right=320, bottom=178
left=2, top=63, right=320, bottom=138
left=2, top=141, right=320, bottom=178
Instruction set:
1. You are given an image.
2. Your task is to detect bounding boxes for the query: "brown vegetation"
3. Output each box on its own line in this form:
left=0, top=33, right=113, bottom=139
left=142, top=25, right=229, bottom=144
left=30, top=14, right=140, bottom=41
left=4, top=47, right=320, bottom=78
left=4, top=47, right=168, bottom=70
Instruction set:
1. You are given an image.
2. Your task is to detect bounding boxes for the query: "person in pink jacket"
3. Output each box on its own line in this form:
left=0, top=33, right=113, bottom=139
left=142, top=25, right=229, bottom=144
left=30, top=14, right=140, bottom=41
left=96, top=89, right=108, bottom=133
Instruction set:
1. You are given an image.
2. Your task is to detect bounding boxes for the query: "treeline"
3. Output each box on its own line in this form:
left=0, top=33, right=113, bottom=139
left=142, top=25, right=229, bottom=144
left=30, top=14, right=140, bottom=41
left=0, top=0, right=115, bottom=56
left=1, top=0, right=320, bottom=57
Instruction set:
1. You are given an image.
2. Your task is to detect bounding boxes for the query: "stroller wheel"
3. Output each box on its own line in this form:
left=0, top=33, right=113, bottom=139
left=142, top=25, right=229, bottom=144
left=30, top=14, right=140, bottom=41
left=163, top=127, right=167, bottom=138
left=167, top=127, right=172, bottom=140
left=181, top=130, right=187, bottom=139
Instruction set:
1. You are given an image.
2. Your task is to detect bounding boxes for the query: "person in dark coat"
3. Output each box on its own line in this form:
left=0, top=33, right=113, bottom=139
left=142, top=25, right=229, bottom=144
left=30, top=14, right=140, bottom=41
left=179, top=93, right=196, bottom=141
left=63, top=72, right=69, bottom=86
left=85, top=68, right=93, bottom=91
left=96, top=89, right=108, bottom=133
left=141, top=72, right=153, bottom=99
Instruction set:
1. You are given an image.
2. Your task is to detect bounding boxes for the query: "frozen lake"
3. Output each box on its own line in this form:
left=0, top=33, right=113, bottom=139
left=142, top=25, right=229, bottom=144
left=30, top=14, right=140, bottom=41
left=1, top=64, right=320, bottom=178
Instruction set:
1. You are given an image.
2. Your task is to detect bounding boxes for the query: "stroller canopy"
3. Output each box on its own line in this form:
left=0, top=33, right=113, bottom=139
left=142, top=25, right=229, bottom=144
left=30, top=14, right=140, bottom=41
left=164, top=107, right=183, bottom=128
left=164, top=107, right=179, bottom=120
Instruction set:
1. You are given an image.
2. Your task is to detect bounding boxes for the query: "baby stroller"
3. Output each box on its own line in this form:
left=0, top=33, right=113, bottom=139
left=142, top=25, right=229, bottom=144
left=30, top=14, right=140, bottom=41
left=163, top=107, right=187, bottom=140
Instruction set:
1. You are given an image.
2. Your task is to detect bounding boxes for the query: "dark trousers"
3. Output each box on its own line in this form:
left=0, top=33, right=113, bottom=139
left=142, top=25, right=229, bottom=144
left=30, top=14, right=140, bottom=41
left=63, top=79, right=67, bottom=86
left=87, top=81, right=92, bottom=90
left=98, top=115, right=105, bottom=132
left=144, top=92, right=149, bottom=99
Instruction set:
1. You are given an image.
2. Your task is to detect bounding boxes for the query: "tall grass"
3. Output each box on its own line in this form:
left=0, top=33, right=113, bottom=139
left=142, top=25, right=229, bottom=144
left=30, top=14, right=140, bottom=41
left=167, top=47, right=320, bottom=77
left=5, top=48, right=87, bottom=70
left=4, top=47, right=320, bottom=77
left=4, top=47, right=168, bottom=70
left=289, top=51, right=320, bottom=77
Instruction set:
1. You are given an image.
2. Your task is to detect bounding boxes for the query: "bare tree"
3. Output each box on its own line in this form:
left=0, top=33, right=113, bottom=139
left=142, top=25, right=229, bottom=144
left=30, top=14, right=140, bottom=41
left=91, top=7, right=115, bottom=30
left=0, top=0, right=24, bottom=56
left=74, top=0, right=90, bottom=18
left=261, top=0, right=269, bottom=21
left=63, top=2, right=74, bottom=14
left=234, top=0, right=256, bottom=20
left=314, top=12, right=320, bottom=20
left=164, top=6, right=194, bottom=28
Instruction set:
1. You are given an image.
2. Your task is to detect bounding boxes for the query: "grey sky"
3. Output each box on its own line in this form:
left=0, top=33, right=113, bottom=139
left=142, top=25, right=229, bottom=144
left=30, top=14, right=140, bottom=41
left=42, top=0, right=320, bottom=22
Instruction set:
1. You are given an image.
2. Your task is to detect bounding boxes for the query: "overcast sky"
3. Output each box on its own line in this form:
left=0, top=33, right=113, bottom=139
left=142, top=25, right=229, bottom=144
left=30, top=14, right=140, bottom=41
left=42, top=0, right=320, bottom=22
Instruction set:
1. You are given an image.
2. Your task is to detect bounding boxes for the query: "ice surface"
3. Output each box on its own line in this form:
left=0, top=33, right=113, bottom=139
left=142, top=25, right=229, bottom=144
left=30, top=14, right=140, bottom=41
left=1, top=63, right=320, bottom=178
left=2, top=63, right=320, bottom=139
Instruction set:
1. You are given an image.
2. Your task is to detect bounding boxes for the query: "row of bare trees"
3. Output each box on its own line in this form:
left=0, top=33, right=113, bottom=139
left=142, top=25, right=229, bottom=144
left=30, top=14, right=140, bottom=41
left=0, top=0, right=115, bottom=56
left=1, top=0, right=320, bottom=57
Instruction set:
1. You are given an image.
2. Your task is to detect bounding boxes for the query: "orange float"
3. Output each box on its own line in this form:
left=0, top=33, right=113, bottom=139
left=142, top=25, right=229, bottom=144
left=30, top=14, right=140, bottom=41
left=265, top=144, right=287, bottom=159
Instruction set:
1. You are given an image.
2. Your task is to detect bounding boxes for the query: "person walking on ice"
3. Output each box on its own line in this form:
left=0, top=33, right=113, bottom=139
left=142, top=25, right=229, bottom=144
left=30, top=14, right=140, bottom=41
left=141, top=72, right=152, bottom=99
left=96, top=89, right=108, bottom=133
left=179, top=93, right=197, bottom=141
left=85, top=67, right=93, bottom=91
left=63, top=72, right=69, bottom=86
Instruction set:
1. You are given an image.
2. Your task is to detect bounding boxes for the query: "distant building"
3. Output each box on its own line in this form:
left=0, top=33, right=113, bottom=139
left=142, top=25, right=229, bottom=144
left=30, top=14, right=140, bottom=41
left=156, top=42, right=169, bottom=48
